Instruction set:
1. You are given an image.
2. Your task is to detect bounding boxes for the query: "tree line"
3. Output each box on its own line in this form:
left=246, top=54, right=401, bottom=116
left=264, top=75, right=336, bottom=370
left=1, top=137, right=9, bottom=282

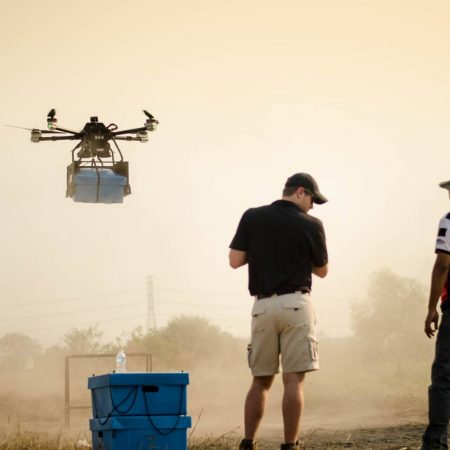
left=0, top=268, right=433, bottom=372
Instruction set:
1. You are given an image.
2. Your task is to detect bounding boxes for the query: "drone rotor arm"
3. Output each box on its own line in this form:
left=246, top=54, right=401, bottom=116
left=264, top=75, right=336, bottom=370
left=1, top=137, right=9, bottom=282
left=53, top=126, right=80, bottom=135
left=38, top=135, right=80, bottom=141
left=111, top=126, right=148, bottom=136
left=38, top=129, right=66, bottom=134
left=113, top=136, right=143, bottom=141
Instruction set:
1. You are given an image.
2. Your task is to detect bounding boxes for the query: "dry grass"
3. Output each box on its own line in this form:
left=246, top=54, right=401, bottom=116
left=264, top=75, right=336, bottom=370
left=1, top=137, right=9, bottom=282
left=0, top=428, right=239, bottom=450
left=0, top=428, right=74, bottom=450
left=189, top=435, right=237, bottom=449
left=0, top=425, right=425, bottom=450
left=188, top=411, right=240, bottom=449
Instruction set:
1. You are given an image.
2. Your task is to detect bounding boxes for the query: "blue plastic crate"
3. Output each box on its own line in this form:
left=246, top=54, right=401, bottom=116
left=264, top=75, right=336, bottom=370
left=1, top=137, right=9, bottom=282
left=90, top=415, right=191, bottom=450
left=88, top=373, right=189, bottom=418
left=73, top=168, right=127, bottom=203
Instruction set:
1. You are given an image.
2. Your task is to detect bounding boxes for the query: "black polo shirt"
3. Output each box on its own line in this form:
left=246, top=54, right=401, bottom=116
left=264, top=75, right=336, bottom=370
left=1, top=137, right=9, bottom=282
left=230, top=200, right=328, bottom=296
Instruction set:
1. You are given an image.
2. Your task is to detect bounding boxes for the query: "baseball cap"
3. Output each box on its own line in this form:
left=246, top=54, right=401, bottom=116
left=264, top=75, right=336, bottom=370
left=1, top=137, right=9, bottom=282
left=439, top=180, right=450, bottom=190
left=285, top=173, right=328, bottom=204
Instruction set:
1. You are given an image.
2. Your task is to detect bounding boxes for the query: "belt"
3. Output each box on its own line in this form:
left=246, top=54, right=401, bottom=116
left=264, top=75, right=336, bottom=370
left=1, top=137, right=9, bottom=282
left=256, top=289, right=310, bottom=300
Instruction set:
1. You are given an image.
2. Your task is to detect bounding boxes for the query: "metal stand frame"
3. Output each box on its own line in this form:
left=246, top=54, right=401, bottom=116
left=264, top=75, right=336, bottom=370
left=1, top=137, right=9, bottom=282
left=64, top=352, right=152, bottom=428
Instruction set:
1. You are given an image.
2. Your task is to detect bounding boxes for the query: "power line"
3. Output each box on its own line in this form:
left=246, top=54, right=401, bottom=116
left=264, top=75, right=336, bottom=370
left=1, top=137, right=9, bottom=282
left=0, top=287, right=144, bottom=309
left=0, top=285, right=246, bottom=310
left=155, top=285, right=243, bottom=297
left=1, top=300, right=146, bottom=322
left=21, top=312, right=149, bottom=334
left=11, top=308, right=242, bottom=335
left=1, top=295, right=250, bottom=322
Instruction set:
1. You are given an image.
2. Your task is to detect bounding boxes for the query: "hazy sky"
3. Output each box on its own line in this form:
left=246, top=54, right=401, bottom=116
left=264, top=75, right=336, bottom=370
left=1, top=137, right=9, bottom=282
left=1, top=0, right=450, bottom=346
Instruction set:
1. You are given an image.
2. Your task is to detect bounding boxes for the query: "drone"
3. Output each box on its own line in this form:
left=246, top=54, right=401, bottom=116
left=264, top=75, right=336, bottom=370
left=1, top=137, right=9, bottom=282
left=9, top=109, right=158, bottom=203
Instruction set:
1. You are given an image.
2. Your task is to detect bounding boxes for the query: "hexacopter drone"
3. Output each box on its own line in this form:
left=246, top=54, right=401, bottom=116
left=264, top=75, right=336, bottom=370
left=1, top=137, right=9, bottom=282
left=12, top=109, right=158, bottom=203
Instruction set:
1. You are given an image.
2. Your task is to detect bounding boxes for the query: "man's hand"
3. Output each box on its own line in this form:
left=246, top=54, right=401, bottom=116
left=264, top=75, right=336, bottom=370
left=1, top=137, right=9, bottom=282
left=229, top=249, right=247, bottom=269
left=312, top=264, right=328, bottom=278
left=424, top=253, right=450, bottom=338
left=425, top=309, right=439, bottom=338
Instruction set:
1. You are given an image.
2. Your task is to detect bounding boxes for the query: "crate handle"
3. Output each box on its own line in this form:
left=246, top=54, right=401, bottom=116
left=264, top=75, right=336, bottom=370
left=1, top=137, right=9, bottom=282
left=142, top=385, right=160, bottom=393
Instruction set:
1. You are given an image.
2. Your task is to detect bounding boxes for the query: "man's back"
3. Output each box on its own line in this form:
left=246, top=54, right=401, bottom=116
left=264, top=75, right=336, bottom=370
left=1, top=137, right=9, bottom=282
left=229, top=172, right=329, bottom=450
left=230, top=200, right=327, bottom=296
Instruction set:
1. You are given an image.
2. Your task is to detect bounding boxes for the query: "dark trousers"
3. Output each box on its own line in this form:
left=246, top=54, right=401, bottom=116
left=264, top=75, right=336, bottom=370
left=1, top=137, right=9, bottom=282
left=423, top=310, right=450, bottom=450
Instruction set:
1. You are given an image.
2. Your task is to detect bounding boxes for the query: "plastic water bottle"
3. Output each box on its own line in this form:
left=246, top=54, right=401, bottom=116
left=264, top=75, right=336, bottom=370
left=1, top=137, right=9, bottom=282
left=115, top=349, right=126, bottom=373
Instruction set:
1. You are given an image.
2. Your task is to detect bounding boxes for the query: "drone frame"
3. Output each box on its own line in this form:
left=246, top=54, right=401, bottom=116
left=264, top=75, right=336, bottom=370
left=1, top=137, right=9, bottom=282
left=30, top=110, right=158, bottom=202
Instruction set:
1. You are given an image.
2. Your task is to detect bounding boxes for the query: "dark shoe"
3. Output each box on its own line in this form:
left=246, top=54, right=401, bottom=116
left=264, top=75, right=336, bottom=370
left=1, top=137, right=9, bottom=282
left=239, top=439, right=258, bottom=450
left=281, top=442, right=300, bottom=450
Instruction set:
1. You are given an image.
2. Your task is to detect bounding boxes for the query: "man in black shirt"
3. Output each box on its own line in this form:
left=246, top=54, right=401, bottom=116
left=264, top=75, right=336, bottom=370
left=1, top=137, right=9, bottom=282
left=229, top=173, right=328, bottom=450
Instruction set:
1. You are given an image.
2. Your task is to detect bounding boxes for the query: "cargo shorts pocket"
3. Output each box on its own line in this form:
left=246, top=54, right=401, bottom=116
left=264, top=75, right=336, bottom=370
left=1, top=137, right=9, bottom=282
left=251, top=302, right=267, bottom=317
left=251, top=302, right=267, bottom=334
left=247, top=343, right=252, bottom=368
left=282, top=300, right=307, bottom=328
left=308, top=338, right=319, bottom=361
left=282, top=300, right=304, bottom=311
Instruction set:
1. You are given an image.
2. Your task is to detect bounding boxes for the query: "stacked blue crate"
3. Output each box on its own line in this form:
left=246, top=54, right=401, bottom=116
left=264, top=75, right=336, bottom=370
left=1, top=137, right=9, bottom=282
left=88, top=373, right=191, bottom=450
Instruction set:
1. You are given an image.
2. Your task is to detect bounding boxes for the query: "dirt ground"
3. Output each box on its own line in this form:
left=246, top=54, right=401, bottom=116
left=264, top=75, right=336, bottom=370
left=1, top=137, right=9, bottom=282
left=257, top=424, right=424, bottom=450
left=0, top=421, right=426, bottom=449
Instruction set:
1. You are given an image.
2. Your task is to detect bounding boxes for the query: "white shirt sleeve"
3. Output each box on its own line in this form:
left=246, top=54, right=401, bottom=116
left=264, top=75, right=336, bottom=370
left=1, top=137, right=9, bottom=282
left=435, top=213, right=450, bottom=254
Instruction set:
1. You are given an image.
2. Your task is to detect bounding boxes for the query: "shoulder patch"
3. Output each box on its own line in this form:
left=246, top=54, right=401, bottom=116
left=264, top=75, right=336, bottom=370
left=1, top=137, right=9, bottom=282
left=439, top=228, right=447, bottom=237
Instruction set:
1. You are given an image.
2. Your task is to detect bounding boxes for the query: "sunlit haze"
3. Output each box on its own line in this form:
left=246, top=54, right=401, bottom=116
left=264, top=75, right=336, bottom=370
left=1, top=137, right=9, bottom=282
left=1, top=0, right=450, bottom=347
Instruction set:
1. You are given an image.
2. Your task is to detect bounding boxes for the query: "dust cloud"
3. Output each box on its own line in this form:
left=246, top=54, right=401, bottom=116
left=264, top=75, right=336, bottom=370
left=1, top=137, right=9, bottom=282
left=1, top=1, right=448, bottom=444
left=0, top=269, right=434, bottom=438
left=2, top=0, right=450, bottom=349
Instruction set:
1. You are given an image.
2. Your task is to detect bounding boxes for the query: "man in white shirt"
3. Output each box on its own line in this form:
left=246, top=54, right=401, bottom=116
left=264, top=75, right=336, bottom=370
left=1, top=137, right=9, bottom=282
left=422, top=179, right=450, bottom=450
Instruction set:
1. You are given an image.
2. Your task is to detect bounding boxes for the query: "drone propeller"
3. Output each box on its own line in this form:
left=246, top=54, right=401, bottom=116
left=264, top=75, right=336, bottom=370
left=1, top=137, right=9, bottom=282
left=143, top=110, right=155, bottom=120
left=3, top=124, right=63, bottom=134
left=4, top=124, right=33, bottom=131
left=44, top=108, right=79, bottom=134
left=142, top=110, right=158, bottom=132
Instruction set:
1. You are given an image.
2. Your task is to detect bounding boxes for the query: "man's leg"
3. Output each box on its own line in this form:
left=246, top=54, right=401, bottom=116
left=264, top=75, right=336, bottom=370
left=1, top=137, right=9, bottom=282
left=423, top=310, right=450, bottom=450
left=282, top=372, right=305, bottom=444
left=244, top=375, right=275, bottom=440
left=422, top=385, right=450, bottom=450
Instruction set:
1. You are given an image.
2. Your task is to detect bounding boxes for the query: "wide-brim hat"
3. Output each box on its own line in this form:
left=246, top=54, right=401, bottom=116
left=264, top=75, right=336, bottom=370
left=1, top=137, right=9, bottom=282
left=285, top=173, right=328, bottom=204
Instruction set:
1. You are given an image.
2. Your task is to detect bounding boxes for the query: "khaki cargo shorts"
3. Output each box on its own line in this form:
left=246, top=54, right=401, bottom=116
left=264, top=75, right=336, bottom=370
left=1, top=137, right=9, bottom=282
left=247, top=292, right=319, bottom=376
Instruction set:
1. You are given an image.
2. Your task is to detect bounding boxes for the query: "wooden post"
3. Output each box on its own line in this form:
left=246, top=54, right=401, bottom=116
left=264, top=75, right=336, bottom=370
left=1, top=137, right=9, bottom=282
left=64, top=352, right=152, bottom=427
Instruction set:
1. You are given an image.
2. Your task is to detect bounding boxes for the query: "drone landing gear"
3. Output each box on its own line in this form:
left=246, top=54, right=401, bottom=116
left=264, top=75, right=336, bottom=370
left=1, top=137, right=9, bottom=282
left=66, top=161, right=131, bottom=204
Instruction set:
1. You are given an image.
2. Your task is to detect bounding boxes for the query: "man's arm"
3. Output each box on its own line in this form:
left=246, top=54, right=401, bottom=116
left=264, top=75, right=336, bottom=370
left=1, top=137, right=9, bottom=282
left=229, top=249, right=247, bottom=269
left=312, top=264, right=328, bottom=278
left=310, top=219, right=328, bottom=279
left=425, top=252, right=450, bottom=338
